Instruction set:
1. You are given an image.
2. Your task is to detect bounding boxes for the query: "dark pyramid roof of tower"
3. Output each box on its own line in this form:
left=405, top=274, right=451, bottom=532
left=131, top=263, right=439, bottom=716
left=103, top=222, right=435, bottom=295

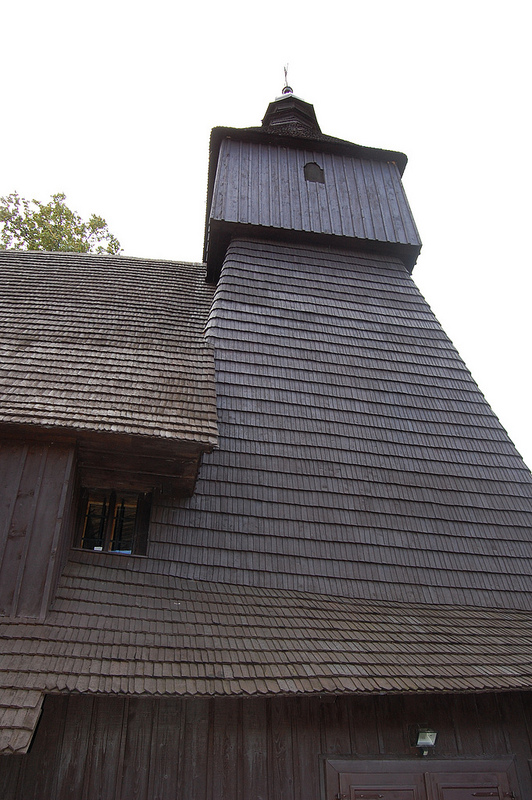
left=260, top=90, right=324, bottom=137
left=255, top=90, right=408, bottom=168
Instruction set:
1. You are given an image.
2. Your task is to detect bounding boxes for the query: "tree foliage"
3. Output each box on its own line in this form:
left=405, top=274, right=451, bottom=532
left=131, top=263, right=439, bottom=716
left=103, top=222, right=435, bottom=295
left=0, top=192, right=121, bottom=254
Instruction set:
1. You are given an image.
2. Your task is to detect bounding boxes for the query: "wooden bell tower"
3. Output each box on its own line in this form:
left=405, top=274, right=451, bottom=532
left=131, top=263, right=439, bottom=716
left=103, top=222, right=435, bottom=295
left=204, top=88, right=422, bottom=281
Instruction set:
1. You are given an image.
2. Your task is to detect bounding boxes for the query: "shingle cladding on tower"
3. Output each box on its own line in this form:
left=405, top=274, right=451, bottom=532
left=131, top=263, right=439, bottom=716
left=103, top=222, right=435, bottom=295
left=152, top=238, right=532, bottom=610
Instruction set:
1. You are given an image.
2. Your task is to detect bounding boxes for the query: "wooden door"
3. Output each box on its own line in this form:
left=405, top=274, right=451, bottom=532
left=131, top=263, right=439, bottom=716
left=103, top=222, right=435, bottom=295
left=349, top=791, right=420, bottom=800
left=326, top=759, right=518, bottom=800
left=339, top=770, right=426, bottom=799
left=426, top=769, right=511, bottom=799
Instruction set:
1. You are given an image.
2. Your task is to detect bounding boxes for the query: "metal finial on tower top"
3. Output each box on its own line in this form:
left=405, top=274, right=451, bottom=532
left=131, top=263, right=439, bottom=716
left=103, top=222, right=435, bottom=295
left=282, top=64, right=293, bottom=95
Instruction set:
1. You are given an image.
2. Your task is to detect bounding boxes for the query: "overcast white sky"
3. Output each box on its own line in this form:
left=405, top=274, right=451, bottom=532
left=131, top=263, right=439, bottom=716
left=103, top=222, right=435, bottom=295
left=2, top=0, right=531, bottom=466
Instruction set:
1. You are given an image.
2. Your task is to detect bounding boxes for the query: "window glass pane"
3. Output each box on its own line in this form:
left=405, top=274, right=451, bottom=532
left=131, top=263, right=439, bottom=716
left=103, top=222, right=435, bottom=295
left=110, top=498, right=138, bottom=554
left=81, top=496, right=109, bottom=551
left=78, top=490, right=150, bottom=555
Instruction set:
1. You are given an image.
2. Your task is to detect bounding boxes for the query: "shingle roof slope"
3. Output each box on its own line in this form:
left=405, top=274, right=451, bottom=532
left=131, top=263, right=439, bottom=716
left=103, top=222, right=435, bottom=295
left=0, top=251, right=217, bottom=444
left=151, top=239, right=532, bottom=610
left=3, top=547, right=532, bottom=752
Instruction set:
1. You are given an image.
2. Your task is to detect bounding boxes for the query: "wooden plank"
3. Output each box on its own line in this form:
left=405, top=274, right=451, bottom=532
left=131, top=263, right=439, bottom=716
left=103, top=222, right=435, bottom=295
left=476, top=693, right=508, bottom=755
left=439, top=693, right=463, bottom=756
left=291, top=696, right=321, bottom=800
left=0, top=441, right=27, bottom=553
left=0, top=445, right=43, bottom=616
left=0, top=754, right=23, bottom=800
left=347, top=694, right=380, bottom=755
left=450, top=694, right=483, bottom=756
left=180, top=698, right=210, bottom=800
left=82, top=696, right=126, bottom=800
left=17, top=446, right=75, bottom=618
left=0, top=441, right=76, bottom=620
left=147, top=698, right=183, bottom=800
left=270, top=697, right=295, bottom=800
left=319, top=697, right=351, bottom=756
left=210, top=697, right=241, bottom=800
left=374, top=694, right=408, bottom=756
left=242, top=698, right=269, bottom=800
left=119, top=698, right=154, bottom=800
left=497, top=691, right=532, bottom=797
left=55, top=695, right=95, bottom=799
left=18, top=695, right=68, bottom=800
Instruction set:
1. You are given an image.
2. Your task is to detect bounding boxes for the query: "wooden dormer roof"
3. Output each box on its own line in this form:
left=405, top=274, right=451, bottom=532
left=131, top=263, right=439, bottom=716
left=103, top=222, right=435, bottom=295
left=0, top=251, right=218, bottom=449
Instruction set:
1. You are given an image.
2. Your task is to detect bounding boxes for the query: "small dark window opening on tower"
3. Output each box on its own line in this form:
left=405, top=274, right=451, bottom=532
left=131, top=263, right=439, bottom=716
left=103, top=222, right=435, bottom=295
left=304, top=162, right=325, bottom=184
left=78, top=489, right=151, bottom=555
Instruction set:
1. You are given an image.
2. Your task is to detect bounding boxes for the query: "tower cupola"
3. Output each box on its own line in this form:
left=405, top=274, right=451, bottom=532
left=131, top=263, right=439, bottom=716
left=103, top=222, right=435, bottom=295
left=261, top=90, right=322, bottom=137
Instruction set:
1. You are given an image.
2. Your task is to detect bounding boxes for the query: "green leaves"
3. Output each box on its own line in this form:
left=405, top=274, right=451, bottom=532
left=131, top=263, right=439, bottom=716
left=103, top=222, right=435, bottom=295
left=0, top=192, right=122, bottom=255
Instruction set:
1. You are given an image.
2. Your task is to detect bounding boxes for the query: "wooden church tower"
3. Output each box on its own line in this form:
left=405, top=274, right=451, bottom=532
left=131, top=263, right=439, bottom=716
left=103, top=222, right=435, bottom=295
left=2, top=88, right=532, bottom=799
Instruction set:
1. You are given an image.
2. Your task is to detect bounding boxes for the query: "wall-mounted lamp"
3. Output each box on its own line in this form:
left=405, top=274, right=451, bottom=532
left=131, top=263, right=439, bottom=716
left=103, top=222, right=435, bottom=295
left=416, top=726, right=438, bottom=756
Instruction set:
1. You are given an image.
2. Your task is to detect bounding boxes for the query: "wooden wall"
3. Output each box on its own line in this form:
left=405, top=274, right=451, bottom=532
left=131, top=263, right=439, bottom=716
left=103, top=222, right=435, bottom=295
left=0, top=439, right=76, bottom=619
left=210, top=140, right=421, bottom=248
left=2, top=692, right=532, bottom=799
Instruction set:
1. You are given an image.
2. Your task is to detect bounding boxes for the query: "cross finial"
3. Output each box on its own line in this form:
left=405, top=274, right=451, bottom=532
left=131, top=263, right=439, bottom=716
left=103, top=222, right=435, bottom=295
left=282, top=64, right=293, bottom=95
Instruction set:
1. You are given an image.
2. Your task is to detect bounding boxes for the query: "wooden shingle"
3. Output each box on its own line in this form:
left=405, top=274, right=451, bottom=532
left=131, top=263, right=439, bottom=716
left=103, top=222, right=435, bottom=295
left=2, top=551, right=532, bottom=722
left=0, top=251, right=217, bottom=446
left=154, top=239, right=532, bottom=611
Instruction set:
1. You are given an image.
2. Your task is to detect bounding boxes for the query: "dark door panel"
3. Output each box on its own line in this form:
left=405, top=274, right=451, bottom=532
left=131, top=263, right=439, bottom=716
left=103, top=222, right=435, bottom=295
left=427, top=770, right=508, bottom=799
left=326, top=759, right=518, bottom=800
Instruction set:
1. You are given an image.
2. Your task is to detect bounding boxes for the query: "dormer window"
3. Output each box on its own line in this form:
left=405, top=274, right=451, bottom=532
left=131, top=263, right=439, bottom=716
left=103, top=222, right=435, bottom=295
left=304, top=162, right=325, bottom=184
left=78, top=489, right=151, bottom=555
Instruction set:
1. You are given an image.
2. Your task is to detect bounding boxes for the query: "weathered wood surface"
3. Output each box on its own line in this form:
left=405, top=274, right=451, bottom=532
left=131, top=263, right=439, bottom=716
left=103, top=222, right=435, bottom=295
left=2, top=692, right=532, bottom=800
left=169, top=240, right=532, bottom=611
left=0, top=252, right=218, bottom=446
left=0, top=440, right=75, bottom=619
left=211, top=139, right=421, bottom=248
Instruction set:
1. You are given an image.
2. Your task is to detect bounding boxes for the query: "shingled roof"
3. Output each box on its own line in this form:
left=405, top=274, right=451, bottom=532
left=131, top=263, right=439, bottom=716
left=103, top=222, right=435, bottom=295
left=3, top=547, right=532, bottom=753
left=0, top=251, right=217, bottom=446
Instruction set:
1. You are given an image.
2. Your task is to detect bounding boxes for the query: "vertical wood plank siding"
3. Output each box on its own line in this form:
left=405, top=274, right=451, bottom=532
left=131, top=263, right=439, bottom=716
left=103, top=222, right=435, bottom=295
left=2, top=693, right=532, bottom=799
left=0, top=441, right=76, bottom=618
left=210, top=140, right=421, bottom=247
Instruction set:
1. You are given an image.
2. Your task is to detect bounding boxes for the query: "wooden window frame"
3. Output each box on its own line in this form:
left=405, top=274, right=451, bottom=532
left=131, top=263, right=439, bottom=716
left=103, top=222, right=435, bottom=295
left=77, top=488, right=151, bottom=556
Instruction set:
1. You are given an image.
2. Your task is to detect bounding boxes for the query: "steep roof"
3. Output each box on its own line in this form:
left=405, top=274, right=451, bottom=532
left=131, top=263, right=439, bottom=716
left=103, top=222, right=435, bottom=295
left=3, top=547, right=532, bottom=753
left=0, top=251, right=217, bottom=446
